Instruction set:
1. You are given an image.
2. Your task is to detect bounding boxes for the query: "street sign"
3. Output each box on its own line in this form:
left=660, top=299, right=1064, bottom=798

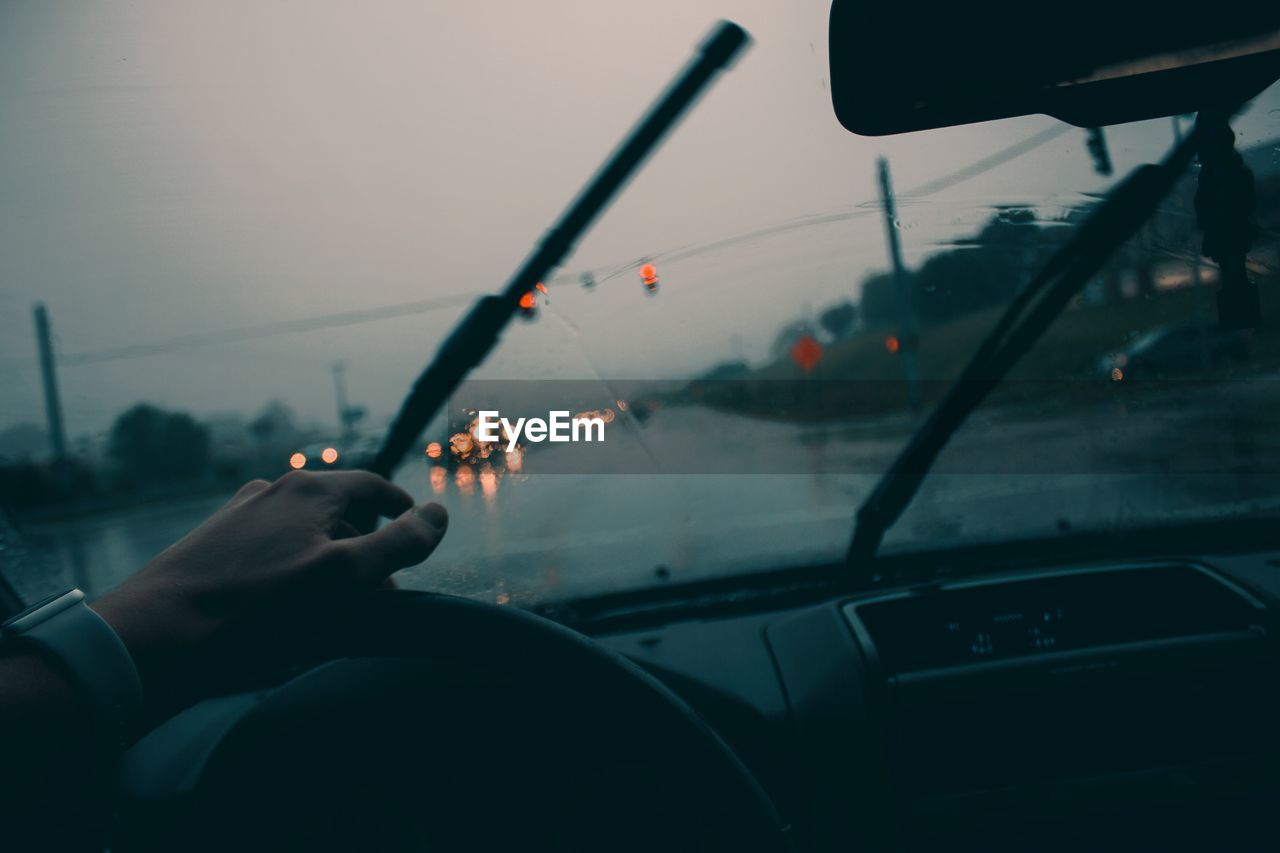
left=790, top=334, right=823, bottom=372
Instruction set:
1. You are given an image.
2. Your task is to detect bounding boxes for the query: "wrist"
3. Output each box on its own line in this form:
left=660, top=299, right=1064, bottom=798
left=90, top=580, right=214, bottom=718
left=3, top=589, right=143, bottom=756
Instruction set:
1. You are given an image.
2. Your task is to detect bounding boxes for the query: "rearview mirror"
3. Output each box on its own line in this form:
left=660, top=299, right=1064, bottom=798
left=829, top=1, right=1280, bottom=135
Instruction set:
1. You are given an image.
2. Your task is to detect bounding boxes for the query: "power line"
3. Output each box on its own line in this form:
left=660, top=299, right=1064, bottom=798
left=588, top=122, right=1073, bottom=281
left=59, top=293, right=474, bottom=367
left=900, top=123, right=1074, bottom=199
left=48, top=123, right=1073, bottom=368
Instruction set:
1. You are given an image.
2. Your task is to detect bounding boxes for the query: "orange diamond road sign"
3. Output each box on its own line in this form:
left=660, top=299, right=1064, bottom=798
left=790, top=334, right=823, bottom=372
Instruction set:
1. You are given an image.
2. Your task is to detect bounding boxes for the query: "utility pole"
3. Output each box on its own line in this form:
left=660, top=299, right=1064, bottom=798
left=331, top=362, right=355, bottom=444
left=32, top=304, right=68, bottom=461
left=876, top=157, right=921, bottom=408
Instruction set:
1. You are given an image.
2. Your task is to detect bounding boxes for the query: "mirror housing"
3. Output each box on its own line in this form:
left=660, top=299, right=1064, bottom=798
left=829, top=1, right=1280, bottom=135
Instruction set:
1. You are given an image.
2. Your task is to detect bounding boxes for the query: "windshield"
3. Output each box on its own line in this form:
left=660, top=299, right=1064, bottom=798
left=2, top=2, right=1279, bottom=607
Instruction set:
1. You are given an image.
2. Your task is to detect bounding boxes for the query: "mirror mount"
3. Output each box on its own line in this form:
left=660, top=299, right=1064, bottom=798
left=1194, top=110, right=1262, bottom=329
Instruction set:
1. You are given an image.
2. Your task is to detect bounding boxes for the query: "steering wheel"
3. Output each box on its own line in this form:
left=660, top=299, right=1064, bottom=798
left=113, top=590, right=788, bottom=852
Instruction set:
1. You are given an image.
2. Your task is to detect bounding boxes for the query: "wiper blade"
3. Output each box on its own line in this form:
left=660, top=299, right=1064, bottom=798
left=845, top=115, right=1216, bottom=577
left=366, top=21, right=750, bottom=480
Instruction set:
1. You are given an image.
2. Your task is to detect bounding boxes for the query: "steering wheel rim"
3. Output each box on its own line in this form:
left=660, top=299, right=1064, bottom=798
left=117, top=589, right=788, bottom=852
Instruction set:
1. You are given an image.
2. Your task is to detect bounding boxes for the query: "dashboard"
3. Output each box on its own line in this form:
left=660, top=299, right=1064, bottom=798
left=110, top=549, right=1280, bottom=852
left=847, top=564, right=1260, bottom=671
left=596, top=557, right=1280, bottom=852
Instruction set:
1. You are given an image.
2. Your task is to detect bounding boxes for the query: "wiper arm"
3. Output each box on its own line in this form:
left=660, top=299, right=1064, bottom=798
left=845, top=115, right=1220, bottom=576
left=366, top=21, right=750, bottom=480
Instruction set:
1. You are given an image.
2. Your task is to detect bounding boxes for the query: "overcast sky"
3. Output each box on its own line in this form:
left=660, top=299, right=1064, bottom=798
left=3, top=0, right=1278, bottom=440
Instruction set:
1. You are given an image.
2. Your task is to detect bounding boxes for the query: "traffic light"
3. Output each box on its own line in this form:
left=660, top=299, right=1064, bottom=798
left=1085, top=127, right=1112, bottom=176
left=519, top=283, right=548, bottom=319
left=639, top=263, right=659, bottom=294
left=580, top=272, right=596, bottom=289
left=519, top=290, right=537, bottom=319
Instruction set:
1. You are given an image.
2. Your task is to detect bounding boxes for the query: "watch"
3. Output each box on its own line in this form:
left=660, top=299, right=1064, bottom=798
left=2, top=588, right=143, bottom=752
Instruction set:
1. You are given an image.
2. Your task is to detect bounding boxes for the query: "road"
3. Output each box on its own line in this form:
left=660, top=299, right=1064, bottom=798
left=9, top=379, right=1280, bottom=607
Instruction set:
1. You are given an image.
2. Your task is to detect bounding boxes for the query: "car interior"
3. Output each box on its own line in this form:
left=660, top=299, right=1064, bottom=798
left=5, top=2, right=1280, bottom=851
left=109, top=526, right=1280, bottom=853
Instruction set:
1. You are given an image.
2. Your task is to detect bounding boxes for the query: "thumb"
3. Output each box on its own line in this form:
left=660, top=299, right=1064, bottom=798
left=342, top=503, right=448, bottom=586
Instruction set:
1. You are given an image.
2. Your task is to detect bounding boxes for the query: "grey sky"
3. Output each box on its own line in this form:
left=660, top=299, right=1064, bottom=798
left=3, top=0, right=1278, bottom=440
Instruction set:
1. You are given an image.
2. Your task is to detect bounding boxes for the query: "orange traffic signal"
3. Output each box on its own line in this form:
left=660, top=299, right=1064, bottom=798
left=885, top=335, right=900, bottom=354
left=639, top=263, right=659, bottom=293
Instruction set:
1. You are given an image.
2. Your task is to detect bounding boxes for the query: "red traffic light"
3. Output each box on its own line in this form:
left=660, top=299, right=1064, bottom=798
left=639, top=263, right=659, bottom=293
left=519, top=290, right=537, bottom=318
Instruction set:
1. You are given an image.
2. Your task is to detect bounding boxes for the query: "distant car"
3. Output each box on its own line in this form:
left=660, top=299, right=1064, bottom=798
left=1097, top=323, right=1251, bottom=381
left=288, top=441, right=348, bottom=470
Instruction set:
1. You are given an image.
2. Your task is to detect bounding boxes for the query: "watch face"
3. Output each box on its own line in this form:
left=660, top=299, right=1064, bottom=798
left=2, top=589, right=83, bottom=632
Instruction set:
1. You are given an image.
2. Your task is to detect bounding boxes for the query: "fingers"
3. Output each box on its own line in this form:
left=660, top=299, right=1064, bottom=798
left=280, top=469, right=415, bottom=519
left=332, top=520, right=361, bottom=540
left=229, top=479, right=270, bottom=505
left=335, top=502, right=448, bottom=586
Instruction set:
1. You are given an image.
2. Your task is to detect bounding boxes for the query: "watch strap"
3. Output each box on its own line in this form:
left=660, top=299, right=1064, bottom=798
left=4, top=590, right=143, bottom=752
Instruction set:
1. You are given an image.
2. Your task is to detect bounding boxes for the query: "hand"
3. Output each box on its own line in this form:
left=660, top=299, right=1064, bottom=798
left=92, top=470, right=448, bottom=717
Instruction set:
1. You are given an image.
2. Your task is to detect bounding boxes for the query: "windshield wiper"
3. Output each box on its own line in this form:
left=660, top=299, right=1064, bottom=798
left=845, top=105, right=1252, bottom=578
left=364, top=21, right=749, bottom=482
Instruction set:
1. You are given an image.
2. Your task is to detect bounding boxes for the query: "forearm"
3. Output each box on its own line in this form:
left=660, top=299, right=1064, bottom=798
left=0, top=594, right=179, bottom=838
left=0, top=473, right=446, bottom=833
left=0, top=589, right=181, bottom=815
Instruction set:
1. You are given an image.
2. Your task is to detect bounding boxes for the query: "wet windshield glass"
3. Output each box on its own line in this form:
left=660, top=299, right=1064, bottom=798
left=2, top=2, right=1279, bottom=606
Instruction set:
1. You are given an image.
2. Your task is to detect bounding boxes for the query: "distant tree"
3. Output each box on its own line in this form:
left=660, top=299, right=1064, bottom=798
left=859, top=271, right=905, bottom=327
left=912, top=208, right=1044, bottom=323
left=248, top=400, right=299, bottom=445
left=911, top=249, right=992, bottom=322
left=697, top=360, right=750, bottom=381
left=0, top=458, right=97, bottom=509
left=0, top=422, right=49, bottom=462
left=108, top=404, right=210, bottom=485
left=770, top=318, right=819, bottom=362
left=861, top=208, right=1049, bottom=328
left=818, top=301, right=859, bottom=342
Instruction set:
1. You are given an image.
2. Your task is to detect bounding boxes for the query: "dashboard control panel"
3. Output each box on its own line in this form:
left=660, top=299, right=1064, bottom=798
left=845, top=563, right=1263, bottom=675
